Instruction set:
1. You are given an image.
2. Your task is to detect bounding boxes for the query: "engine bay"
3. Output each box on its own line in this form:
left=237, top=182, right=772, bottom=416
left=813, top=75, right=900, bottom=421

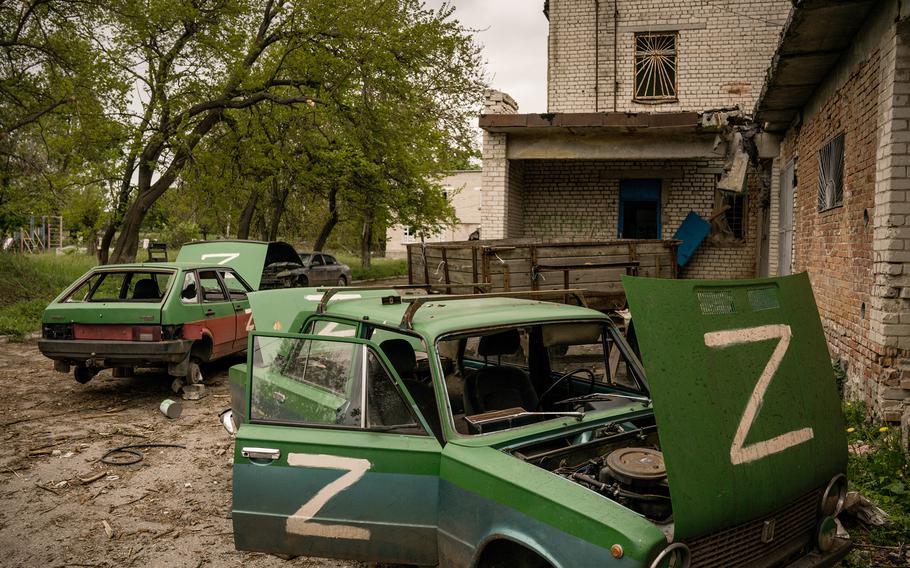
left=508, top=416, right=672, bottom=523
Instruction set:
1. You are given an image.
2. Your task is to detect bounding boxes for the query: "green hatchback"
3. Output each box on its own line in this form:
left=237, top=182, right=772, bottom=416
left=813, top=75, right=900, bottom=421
left=38, top=240, right=301, bottom=384
left=225, top=274, right=851, bottom=568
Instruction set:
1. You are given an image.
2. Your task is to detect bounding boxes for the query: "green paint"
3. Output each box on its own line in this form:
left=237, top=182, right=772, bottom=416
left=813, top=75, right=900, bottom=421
left=623, top=273, right=847, bottom=540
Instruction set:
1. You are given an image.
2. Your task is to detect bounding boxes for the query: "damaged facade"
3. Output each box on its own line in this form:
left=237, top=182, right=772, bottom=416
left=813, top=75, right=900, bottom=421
left=755, top=0, right=909, bottom=420
left=480, top=0, right=791, bottom=279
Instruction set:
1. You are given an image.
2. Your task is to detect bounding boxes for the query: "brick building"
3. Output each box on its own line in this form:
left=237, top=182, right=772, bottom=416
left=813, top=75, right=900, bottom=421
left=755, top=0, right=908, bottom=420
left=480, top=0, right=791, bottom=279
left=386, top=170, right=482, bottom=257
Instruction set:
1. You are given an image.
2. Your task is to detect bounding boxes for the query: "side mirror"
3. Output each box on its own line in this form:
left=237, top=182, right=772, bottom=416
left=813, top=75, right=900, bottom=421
left=219, top=408, right=236, bottom=436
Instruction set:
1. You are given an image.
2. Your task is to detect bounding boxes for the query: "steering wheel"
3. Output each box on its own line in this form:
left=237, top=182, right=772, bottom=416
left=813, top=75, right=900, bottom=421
left=535, top=368, right=597, bottom=410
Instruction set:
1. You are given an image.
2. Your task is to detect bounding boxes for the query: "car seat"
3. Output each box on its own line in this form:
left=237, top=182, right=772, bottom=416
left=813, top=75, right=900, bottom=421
left=463, top=330, right=538, bottom=415
left=132, top=278, right=161, bottom=300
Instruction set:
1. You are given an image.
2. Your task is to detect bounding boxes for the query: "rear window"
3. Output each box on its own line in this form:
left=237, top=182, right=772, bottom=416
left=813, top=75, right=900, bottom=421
left=65, top=271, right=174, bottom=303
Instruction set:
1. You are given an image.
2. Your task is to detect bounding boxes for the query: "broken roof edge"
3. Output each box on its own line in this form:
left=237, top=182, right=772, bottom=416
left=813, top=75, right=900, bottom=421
left=753, top=0, right=880, bottom=133
left=479, top=110, right=732, bottom=132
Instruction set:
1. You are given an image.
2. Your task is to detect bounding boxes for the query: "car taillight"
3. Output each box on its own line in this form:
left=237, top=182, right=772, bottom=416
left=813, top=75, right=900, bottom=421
left=131, top=326, right=162, bottom=342
left=43, top=324, right=74, bottom=340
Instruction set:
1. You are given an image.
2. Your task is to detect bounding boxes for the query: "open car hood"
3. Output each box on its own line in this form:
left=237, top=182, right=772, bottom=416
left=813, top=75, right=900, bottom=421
left=623, top=273, right=846, bottom=540
left=176, top=240, right=301, bottom=290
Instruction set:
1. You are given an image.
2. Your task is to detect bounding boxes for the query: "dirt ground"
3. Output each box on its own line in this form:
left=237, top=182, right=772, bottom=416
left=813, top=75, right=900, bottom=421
left=0, top=341, right=359, bottom=568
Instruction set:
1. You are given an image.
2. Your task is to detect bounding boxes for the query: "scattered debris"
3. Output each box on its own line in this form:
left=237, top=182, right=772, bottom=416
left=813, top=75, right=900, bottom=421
left=171, top=378, right=185, bottom=395
left=843, top=491, right=891, bottom=527
left=159, top=399, right=182, bottom=419
left=83, top=407, right=127, bottom=419
left=35, top=482, right=61, bottom=496
left=101, top=519, right=114, bottom=539
left=79, top=472, right=107, bottom=485
left=181, top=384, right=207, bottom=401
left=100, top=443, right=187, bottom=466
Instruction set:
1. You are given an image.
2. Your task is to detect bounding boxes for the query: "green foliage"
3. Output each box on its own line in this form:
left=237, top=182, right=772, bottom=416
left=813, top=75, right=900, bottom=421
left=160, top=221, right=202, bottom=248
left=335, top=254, right=407, bottom=281
left=0, top=253, right=96, bottom=338
left=841, top=400, right=910, bottom=564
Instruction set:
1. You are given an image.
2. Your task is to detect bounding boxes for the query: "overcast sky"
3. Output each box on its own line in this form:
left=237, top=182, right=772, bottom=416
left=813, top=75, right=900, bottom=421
left=427, top=0, right=549, bottom=113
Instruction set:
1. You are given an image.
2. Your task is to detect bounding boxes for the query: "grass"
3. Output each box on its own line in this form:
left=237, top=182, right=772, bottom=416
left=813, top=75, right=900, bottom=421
left=335, top=254, right=408, bottom=281
left=841, top=400, right=910, bottom=567
left=0, top=252, right=97, bottom=339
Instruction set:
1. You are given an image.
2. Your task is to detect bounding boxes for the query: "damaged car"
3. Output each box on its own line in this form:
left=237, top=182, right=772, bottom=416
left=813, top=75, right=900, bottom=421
left=38, top=240, right=302, bottom=384
left=224, top=274, right=850, bottom=567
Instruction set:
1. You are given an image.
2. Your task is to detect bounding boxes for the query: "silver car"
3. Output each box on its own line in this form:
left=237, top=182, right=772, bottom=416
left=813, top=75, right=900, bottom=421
left=295, top=252, right=352, bottom=286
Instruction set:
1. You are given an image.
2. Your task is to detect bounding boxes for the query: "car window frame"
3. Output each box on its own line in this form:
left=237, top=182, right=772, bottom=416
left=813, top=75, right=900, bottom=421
left=322, top=255, right=338, bottom=265
left=197, top=268, right=230, bottom=304
left=433, top=317, right=650, bottom=440
left=218, top=267, right=253, bottom=300
left=246, top=331, right=434, bottom=436
left=62, top=268, right=176, bottom=303
left=310, top=254, right=325, bottom=267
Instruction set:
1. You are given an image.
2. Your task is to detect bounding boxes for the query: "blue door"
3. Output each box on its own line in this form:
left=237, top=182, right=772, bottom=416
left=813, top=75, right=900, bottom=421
left=618, top=179, right=662, bottom=239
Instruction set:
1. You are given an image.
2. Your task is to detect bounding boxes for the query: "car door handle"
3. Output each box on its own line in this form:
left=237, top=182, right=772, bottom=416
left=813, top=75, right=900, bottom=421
left=204, top=309, right=216, bottom=317
left=241, top=447, right=281, bottom=460
left=234, top=306, right=245, bottom=312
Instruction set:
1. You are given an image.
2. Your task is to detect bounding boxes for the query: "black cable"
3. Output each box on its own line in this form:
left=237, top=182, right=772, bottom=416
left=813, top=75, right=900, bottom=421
left=100, top=443, right=186, bottom=466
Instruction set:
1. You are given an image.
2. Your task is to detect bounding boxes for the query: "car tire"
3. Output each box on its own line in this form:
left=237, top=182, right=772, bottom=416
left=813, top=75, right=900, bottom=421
left=186, top=359, right=204, bottom=385
left=337, top=276, right=347, bottom=286
left=74, top=365, right=95, bottom=384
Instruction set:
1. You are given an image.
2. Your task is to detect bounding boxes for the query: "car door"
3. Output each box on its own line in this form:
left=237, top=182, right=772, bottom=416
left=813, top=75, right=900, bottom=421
left=232, top=332, right=441, bottom=565
left=197, top=269, right=236, bottom=359
left=219, top=268, right=253, bottom=352
left=322, top=255, right=342, bottom=284
left=308, top=254, right=327, bottom=285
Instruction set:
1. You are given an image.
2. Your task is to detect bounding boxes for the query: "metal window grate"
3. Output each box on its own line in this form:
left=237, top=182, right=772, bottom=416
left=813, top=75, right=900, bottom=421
left=697, top=290, right=735, bottom=315
left=817, top=133, right=845, bottom=211
left=748, top=287, right=780, bottom=311
left=634, top=33, right=678, bottom=102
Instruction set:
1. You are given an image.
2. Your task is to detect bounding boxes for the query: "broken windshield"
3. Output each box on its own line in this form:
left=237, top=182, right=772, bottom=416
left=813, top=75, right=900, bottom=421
left=436, top=321, right=649, bottom=436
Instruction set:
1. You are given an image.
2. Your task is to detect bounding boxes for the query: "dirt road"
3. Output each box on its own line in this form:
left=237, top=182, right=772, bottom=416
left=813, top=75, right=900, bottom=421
left=0, top=341, right=358, bottom=568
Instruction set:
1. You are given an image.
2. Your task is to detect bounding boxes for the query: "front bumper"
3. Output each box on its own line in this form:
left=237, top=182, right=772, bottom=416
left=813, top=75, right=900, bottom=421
left=786, top=537, right=852, bottom=568
left=38, top=339, right=193, bottom=367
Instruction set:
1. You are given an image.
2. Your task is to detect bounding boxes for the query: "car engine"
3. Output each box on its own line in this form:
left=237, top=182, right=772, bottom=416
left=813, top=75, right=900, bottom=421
left=509, top=417, right=672, bottom=522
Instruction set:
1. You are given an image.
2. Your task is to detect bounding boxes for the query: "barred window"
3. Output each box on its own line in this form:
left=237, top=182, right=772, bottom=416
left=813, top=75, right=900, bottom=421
left=634, top=32, right=678, bottom=102
left=818, top=133, right=844, bottom=211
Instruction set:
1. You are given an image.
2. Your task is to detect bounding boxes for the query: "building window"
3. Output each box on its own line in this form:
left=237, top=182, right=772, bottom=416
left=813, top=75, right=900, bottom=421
left=634, top=32, right=678, bottom=103
left=817, top=133, right=845, bottom=211
left=714, top=190, right=747, bottom=242
left=402, top=226, right=417, bottom=244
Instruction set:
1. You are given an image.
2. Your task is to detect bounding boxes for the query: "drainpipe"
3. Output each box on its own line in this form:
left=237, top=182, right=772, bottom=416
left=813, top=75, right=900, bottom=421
left=594, top=0, right=600, bottom=112
left=613, top=0, right=619, bottom=112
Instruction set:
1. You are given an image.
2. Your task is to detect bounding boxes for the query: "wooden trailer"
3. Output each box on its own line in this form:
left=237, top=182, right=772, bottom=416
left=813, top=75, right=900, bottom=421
left=406, top=238, right=680, bottom=311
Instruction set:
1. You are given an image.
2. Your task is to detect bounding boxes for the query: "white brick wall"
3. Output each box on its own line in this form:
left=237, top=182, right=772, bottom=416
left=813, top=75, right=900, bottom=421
left=546, top=0, right=791, bottom=113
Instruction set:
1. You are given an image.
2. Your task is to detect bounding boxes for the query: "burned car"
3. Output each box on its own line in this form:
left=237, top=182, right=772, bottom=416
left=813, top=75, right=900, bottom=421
left=225, top=274, right=850, bottom=567
left=38, top=240, right=300, bottom=384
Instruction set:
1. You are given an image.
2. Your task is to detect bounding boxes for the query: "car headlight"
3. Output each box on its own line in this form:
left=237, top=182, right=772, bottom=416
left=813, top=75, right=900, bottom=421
left=816, top=515, right=838, bottom=552
left=820, top=473, right=847, bottom=517
left=649, top=542, right=690, bottom=568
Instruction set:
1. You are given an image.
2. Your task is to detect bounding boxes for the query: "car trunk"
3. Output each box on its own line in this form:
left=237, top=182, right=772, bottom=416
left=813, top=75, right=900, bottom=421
left=43, top=303, right=163, bottom=340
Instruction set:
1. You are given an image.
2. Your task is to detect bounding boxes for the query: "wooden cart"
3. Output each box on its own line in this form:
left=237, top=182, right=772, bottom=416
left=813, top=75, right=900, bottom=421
left=406, top=238, right=680, bottom=312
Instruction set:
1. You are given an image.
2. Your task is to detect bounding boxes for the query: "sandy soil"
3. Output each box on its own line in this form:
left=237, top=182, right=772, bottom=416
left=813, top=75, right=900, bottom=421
left=0, top=341, right=359, bottom=568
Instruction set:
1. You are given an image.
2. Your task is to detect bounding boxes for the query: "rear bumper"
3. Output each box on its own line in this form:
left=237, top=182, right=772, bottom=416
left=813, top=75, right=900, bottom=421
left=38, top=338, right=193, bottom=367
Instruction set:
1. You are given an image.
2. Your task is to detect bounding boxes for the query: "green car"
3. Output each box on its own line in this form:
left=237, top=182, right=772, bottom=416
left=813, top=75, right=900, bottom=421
left=38, top=240, right=302, bottom=384
left=225, top=274, right=851, bottom=568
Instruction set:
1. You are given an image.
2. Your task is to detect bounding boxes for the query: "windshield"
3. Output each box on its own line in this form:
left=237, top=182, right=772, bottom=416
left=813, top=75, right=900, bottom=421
left=436, top=321, right=648, bottom=435
left=64, top=270, right=175, bottom=303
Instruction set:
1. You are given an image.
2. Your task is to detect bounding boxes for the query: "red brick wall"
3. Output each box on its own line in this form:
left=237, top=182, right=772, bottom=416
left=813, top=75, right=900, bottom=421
left=783, top=49, right=880, bottom=403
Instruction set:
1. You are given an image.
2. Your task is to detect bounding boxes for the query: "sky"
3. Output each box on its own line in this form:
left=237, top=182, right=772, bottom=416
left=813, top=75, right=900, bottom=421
left=427, top=0, right=549, bottom=113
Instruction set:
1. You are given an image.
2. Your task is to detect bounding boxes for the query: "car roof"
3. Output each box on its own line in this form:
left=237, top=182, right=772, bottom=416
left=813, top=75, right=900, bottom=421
left=247, top=288, right=607, bottom=341
left=88, top=262, right=221, bottom=270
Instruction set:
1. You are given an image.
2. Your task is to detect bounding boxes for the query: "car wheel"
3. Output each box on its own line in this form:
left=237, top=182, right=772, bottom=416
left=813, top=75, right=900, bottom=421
left=337, top=276, right=347, bottom=286
left=298, top=275, right=309, bottom=287
left=74, top=365, right=95, bottom=384
left=186, top=359, right=204, bottom=385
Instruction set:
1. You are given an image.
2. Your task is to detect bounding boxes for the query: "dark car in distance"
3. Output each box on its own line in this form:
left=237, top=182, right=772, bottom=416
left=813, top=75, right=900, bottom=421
left=295, top=252, right=352, bottom=286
